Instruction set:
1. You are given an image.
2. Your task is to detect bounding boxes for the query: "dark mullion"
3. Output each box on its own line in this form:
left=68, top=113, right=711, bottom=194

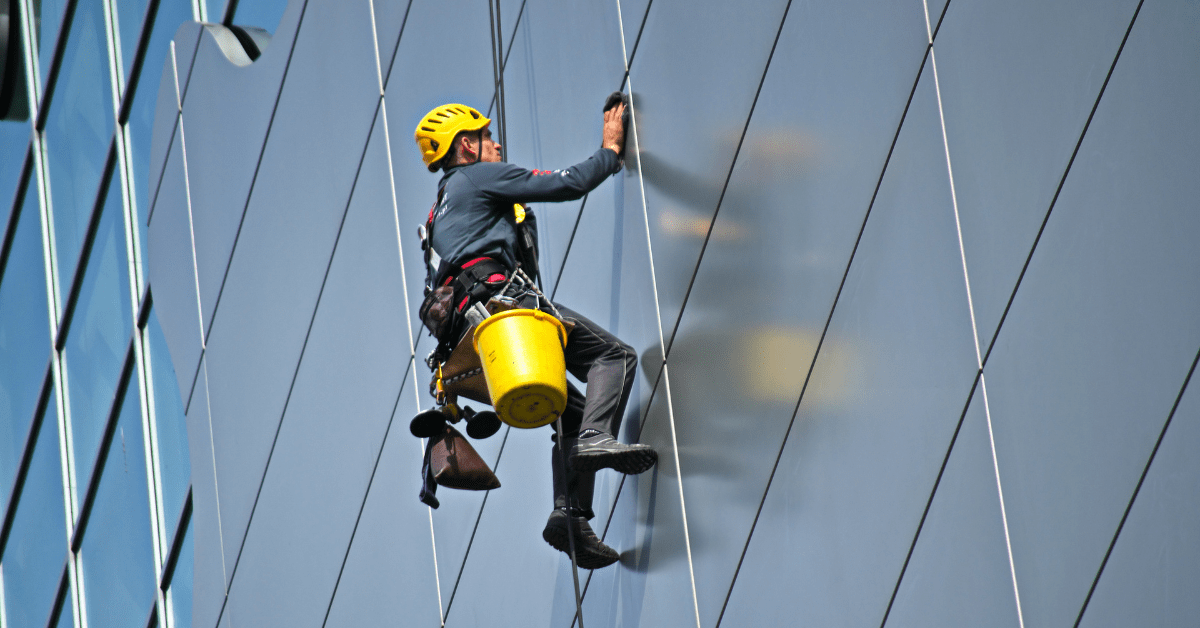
left=42, top=556, right=72, bottom=628
left=0, top=360, right=55, bottom=558
left=34, top=0, right=80, bottom=131
left=159, top=487, right=192, bottom=591
left=117, top=0, right=163, bottom=124
left=54, top=140, right=119, bottom=352
left=142, top=600, right=159, bottom=628
left=221, top=0, right=240, bottom=26
left=69, top=337, right=137, bottom=552
left=0, top=146, right=34, bottom=284
left=137, top=284, right=153, bottom=330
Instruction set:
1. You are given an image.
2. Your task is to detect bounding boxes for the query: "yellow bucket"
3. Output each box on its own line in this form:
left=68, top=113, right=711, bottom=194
left=472, top=309, right=568, bottom=428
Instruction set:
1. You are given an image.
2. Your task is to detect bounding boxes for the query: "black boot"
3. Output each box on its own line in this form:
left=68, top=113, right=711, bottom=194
left=570, top=430, right=658, bottom=474
left=542, top=509, right=619, bottom=569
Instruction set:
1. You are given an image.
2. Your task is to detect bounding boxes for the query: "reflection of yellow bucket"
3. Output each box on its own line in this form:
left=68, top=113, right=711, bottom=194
left=473, top=309, right=568, bottom=428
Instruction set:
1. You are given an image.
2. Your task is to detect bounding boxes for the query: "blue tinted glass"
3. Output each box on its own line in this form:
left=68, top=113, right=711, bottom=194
left=147, top=308, right=190, bottom=543
left=169, top=522, right=194, bottom=628
left=43, top=0, right=115, bottom=293
left=54, top=585, right=78, bottom=628
left=80, top=376, right=157, bottom=628
left=204, top=0, right=227, bottom=23
left=0, top=188, right=52, bottom=515
left=0, top=126, right=29, bottom=226
left=64, top=178, right=133, bottom=501
left=232, top=0, right=287, bottom=34
left=128, top=0, right=195, bottom=263
left=114, top=0, right=151, bottom=82
left=36, top=0, right=69, bottom=91
left=1, top=392, right=68, bottom=628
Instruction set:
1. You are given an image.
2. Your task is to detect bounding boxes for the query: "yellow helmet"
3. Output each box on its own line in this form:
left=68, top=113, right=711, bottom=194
left=414, top=104, right=491, bottom=171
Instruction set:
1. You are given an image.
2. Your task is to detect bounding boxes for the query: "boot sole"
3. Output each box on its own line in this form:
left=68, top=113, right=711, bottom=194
left=571, top=447, right=658, bottom=475
left=542, top=524, right=619, bottom=569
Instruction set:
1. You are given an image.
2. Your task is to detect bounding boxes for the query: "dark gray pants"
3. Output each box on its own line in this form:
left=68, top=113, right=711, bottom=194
left=548, top=303, right=637, bottom=519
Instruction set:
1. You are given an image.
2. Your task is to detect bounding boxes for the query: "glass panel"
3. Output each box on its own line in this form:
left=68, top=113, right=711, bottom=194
left=53, top=583, right=77, bottom=628
left=43, top=0, right=115, bottom=292
left=114, top=0, right=150, bottom=81
left=147, top=309, right=189, bottom=544
left=204, top=0, right=227, bottom=24
left=231, top=0, right=286, bottom=34
left=0, top=186, right=52, bottom=515
left=0, top=128, right=28, bottom=225
left=63, top=177, right=132, bottom=501
left=0, top=391, right=68, bottom=628
left=35, top=0, right=70, bottom=91
left=168, top=522, right=194, bottom=628
left=80, top=376, right=156, bottom=628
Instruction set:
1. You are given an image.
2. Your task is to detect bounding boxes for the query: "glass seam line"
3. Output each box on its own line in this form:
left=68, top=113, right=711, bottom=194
left=0, top=363, right=55, bottom=557
left=116, top=0, right=163, bottom=124
left=147, top=29, right=202, bottom=228
left=922, top=1, right=1025, bottom=623
left=211, top=90, right=382, bottom=628
left=978, top=0, right=1146, bottom=371
left=1073, top=343, right=1200, bottom=627
left=712, top=43, right=934, bottom=628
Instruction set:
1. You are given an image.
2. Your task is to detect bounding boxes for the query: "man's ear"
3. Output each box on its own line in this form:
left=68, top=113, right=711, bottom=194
left=459, top=134, right=476, bottom=158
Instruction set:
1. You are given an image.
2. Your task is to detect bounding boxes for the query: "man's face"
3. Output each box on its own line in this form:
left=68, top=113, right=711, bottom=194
left=477, top=126, right=502, bottom=162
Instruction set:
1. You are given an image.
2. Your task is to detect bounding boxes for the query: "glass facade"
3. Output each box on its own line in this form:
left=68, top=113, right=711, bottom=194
left=0, top=0, right=208, bottom=626
left=4, top=1, right=1197, bottom=628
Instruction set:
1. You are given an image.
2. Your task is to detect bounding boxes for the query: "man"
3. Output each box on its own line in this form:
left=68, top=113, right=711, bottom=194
left=413, top=100, right=657, bottom=569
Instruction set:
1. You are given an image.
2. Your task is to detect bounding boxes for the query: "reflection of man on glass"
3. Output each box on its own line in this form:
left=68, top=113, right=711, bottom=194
left=413, top=100, right=656, bottom=569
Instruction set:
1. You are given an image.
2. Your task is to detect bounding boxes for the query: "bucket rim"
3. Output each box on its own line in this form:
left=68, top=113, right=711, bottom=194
left=472, top=308, right=567, bottom=351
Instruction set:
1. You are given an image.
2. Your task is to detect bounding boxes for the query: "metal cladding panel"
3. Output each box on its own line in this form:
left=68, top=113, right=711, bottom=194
left=176, top=6, right=304, bottom=337
left=981, top=0, right=1200, bottom=624
left=185, top=357, right=226, bottom=628
left=719, top=67, right=981, bottom=627
left=933, top=0, right=1141, bottom=348
left=1078, top=373, right=1200, bottom=628
left=621, top=0, right=790, bottom=349
left=145, top=119, right=203, bottom=409
left=882, top=397, right=1022, bottom=628
left=657, top=1, right=929, bottom=623
left=221, top=104, right=418, bottom=627
left=320, top=371, right=442, bottom=628
left=198, top=0, right=383, bottom=583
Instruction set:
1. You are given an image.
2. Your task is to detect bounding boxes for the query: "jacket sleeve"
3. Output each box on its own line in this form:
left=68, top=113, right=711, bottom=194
left=469, top=149, right=621, bottom=203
